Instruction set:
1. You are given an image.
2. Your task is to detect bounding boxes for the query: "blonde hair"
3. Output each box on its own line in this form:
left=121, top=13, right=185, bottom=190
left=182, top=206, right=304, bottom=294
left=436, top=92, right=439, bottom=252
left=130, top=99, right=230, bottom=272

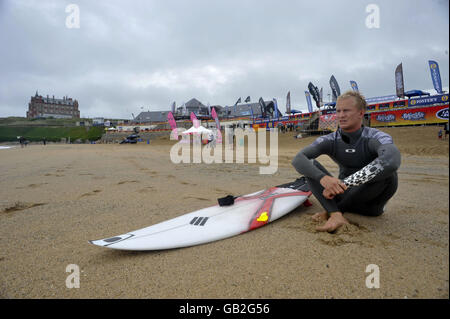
left=337, top=90, right=367, bottom=111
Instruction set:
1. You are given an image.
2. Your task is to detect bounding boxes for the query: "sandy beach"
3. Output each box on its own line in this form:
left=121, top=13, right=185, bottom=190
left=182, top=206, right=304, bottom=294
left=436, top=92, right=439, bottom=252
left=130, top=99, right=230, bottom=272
left=0, top=125, right=448, bottom=299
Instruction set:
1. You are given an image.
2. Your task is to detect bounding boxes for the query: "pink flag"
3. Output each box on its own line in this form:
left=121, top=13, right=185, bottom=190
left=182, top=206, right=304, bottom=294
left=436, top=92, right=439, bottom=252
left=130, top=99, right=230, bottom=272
left=167, top=112, right=178, bottom=140
left=211, top=108, right=222, bottom=144
left=190, top=112, right=200, bottom=128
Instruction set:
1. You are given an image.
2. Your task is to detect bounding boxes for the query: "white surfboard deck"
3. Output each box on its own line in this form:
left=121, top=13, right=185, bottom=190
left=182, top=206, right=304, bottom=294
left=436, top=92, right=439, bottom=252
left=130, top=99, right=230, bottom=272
left=89, top=178, right=312, bottom=251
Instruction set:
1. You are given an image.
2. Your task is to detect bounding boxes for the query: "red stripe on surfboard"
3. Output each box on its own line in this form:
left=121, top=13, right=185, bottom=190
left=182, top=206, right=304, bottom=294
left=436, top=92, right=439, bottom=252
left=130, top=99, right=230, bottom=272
left=245, top=189, right=312, bottom=232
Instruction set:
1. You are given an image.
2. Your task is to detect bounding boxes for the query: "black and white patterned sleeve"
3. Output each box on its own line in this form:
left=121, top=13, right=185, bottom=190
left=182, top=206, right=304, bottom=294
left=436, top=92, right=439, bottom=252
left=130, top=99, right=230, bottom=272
left=343, top=158, right=385, bottom=187
left=343, top=142, right=401, bottom=187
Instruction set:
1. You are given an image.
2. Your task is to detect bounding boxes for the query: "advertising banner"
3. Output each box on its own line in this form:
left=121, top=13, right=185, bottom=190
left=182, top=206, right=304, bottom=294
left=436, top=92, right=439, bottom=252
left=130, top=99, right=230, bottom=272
left=350, top=80, right=359, bottom=92
left=395, top=63, right=405, bottom=98
left=305, top=91, right=313, bottom=113
left=408, top=94, right=448, bottom=107
left=428, top=60, right=443, bottom=94
left=371, top=105, right=448, bottom=127
left=329, top=75, right=341, bottom=102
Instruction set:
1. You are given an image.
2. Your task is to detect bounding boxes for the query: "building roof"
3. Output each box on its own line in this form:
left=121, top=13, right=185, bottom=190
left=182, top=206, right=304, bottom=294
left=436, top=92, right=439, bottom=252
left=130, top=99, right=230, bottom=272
left=135, top=111, right=170, bottom=123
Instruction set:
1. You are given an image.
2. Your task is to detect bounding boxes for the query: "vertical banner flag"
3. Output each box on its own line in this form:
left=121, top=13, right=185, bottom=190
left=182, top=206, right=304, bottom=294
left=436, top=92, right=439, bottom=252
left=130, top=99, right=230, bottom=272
left=395, top=63, right=405, bottom=98
left=167, top=112, right=178, bottom=140
left=234, top=97, right=241, bottom=114
left=286, top=91, right=291, bottom=114
left=308, top=82, right=321, bottom=108
left=305, top=91, right=313, bottom=113
left=350, top=81, right=359, bottom=92
left=211, top=107, right=222, bottom=143
left=428, top=60, right=443, bottom=94
left=258, top=97, right=267, bottom=118
left=329, top=75, right=341, bottom=102
left=319, top=87, right=323, bottom=106
left=171, top=101, right=176, bottom=114
left=207, top=102, right=211, bottom=116
left=273, top=98, right=279, bottom=119
left=190, top=112, right=200, bottom=128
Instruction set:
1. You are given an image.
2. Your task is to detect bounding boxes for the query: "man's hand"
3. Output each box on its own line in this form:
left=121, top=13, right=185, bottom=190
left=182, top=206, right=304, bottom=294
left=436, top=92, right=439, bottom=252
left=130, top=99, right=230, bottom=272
left=323, top=188, right=336, bottom=200
left=320, top=175, right=347, bottom=198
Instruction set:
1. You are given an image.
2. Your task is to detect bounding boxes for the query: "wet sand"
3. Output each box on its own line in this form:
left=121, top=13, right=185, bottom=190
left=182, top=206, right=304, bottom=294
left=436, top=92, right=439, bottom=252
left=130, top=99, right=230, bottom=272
left=0, top=125, right=448, bottom=298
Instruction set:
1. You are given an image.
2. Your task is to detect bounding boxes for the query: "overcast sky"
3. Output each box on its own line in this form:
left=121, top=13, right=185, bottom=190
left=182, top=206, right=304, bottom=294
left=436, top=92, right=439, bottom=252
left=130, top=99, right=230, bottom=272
left=0, top=0, right=448, bottom=118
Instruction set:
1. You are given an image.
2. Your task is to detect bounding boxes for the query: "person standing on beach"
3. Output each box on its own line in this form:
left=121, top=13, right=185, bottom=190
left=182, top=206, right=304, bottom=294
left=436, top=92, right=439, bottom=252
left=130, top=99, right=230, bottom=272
left=292, top=91, right=401, bottom=232
left=444, top=122, right=449, bottom=140
left=18, top=136, right=25, bottom=148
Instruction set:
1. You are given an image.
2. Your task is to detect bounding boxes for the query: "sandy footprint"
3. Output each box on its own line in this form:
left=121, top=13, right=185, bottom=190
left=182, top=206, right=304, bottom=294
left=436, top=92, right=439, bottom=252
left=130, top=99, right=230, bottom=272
left=1, top=202, right=47, bottom=214
left=138, top=186, right=154, bottom=193
left=183, top=196, right=210, bottom=201
left=16, top=183, right=48, bottom=189
left=117, top=180, right=139, bottom=185
left=79, top=189, right=102, bottom=198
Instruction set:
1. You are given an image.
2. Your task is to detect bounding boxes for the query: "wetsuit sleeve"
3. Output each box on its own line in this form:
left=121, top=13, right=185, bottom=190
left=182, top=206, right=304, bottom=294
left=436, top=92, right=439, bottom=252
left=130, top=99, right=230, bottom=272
left=291, top=139, right=332, bottom=181
left=343, top=140, right=401, bottom=187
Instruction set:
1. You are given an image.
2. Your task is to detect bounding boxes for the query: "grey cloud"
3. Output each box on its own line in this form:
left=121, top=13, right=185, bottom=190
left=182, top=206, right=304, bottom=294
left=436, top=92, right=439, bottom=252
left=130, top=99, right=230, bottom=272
left=0, top=0, right=448, bottom=117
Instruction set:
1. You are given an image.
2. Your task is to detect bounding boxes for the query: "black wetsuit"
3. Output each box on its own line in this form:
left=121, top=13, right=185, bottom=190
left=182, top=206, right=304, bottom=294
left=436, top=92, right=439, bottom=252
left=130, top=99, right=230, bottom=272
left=292, top=126, right=401, bottom=216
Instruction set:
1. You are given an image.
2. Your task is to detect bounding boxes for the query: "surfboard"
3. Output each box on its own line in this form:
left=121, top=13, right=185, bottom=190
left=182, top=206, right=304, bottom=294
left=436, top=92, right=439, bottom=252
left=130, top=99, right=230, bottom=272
left=89, top=178, right=312, bottom=251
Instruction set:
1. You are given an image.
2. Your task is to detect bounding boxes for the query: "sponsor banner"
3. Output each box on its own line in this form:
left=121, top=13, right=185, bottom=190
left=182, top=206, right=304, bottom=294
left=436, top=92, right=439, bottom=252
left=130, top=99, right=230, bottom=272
left=190, top=112, right=200, bottom=128
left=350, top=80, right=359, bottom=92
left=409, top=94, right=449, bottom=107
left=319, top=114, right=337, bottom=131
left=305, top=91, right=313, bottom=113
left=366, top=95, right=398, bottom=104
left=308, top=82, right=320, bottom=107
left=211, top=108, right=222, bottom=143
left=273, top=98, right=279, bottom=119
left=395, top=63, right=405, bottom=98
left=329, top=75, right=341, bottom=102
left=371, top=105, right=448, bottom=127
left=258, top=97, right=267, bottom=118
left=286, top=91, right=291, bottom=114
left=428, top=60, right=443, bottom=94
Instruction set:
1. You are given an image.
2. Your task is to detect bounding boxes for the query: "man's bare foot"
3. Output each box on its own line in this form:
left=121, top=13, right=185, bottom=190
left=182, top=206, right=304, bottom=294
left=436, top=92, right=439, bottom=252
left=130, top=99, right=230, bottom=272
left=316, top=212, right=349, bottom=233
left=311, top=211, right=328, bottom=222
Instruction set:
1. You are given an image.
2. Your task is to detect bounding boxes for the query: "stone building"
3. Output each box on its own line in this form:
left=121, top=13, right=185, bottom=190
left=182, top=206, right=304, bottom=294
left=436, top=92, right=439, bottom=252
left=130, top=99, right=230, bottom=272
left=27, top=91, right=80, bottom=119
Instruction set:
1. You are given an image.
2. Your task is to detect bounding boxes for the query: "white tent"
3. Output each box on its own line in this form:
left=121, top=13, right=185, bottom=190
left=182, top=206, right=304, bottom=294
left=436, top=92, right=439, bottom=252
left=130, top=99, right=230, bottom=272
left=181, top=125, right=212, bottom=135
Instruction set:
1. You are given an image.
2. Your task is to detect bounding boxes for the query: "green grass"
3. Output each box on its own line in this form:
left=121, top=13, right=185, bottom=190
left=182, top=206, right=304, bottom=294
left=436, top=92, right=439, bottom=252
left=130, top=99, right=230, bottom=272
left=0, top=126, right=104, bottom=142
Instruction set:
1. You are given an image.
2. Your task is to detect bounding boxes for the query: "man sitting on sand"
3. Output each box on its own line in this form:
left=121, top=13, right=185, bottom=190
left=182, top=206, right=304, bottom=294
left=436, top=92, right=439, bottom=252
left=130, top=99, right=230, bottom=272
left=292, top=91, right=401, bottom=232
